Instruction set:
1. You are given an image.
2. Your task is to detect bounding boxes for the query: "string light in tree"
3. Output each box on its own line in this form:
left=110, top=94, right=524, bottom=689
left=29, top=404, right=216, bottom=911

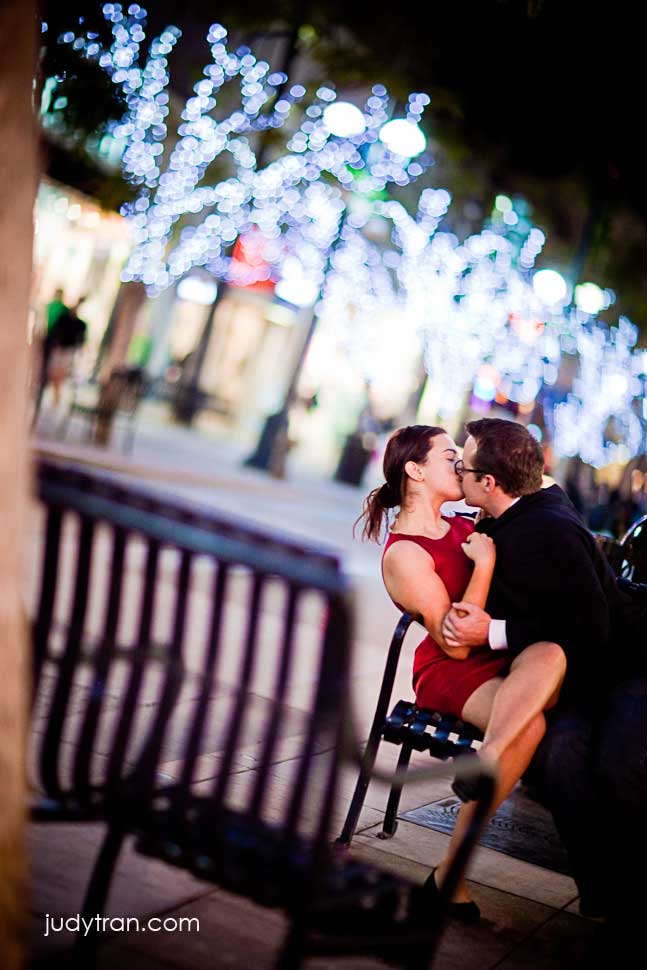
left=50, top=6, right=433, bottom=295
left=553, top=316, right=644, bottom=467
left=412, top=197, right=645, bottom=466
left=47, top=7, right=645, bottom=467
left=50, top=4, right=181, bottom=187
left=123, top=74, right=433, bottom=292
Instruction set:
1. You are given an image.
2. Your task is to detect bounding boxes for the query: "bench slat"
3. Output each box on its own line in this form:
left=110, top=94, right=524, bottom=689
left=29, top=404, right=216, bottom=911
left=40, top=513, right=95, bottom=801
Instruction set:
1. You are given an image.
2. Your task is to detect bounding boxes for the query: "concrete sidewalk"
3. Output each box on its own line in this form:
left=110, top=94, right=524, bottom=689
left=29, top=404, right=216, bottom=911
left=28, top=406, right=600, bottom=969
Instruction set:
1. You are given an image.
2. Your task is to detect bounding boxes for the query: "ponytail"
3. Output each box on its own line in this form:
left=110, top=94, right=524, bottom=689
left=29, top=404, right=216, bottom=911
left=354, top=481, right=400, bottom=542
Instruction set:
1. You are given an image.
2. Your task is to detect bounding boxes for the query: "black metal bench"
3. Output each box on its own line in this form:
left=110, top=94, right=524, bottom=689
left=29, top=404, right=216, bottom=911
left=618, top=513, right=647, bottom=582
left=29, top=460, right=495, bottom=970
left=337, top=613, right=485, bottom=848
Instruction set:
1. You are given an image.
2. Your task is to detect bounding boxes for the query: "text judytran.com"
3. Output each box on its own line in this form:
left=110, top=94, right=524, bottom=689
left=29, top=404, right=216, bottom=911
left=44, top=913, right=200, bottom=937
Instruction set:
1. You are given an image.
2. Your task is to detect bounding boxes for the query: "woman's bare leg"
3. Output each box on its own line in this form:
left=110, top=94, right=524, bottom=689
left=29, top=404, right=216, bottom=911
left=466, top=641, right=566, bottom=761
left=434, top=642, right=566, bottom=903
left=435, top=711, right=546, bottom=902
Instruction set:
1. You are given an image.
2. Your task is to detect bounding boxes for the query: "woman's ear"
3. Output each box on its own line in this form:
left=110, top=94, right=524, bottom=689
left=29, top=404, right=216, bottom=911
left=404, top=460, right=423, bottom=482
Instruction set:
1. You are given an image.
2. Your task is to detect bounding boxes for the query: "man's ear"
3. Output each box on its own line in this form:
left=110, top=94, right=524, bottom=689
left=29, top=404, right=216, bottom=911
left=483, top=474, right=497, bottom=493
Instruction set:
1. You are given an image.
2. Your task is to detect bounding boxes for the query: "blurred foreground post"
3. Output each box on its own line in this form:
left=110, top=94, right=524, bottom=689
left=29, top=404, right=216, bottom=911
left=0, top=1, right=38, bottom=966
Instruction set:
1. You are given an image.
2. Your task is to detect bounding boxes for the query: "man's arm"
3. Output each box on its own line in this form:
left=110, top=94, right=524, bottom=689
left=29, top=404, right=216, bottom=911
left=504, top=529, right=609, bottom=654
left=443, top=524, right=610, bottom=655
left=442, top=603, right=490, bottom=649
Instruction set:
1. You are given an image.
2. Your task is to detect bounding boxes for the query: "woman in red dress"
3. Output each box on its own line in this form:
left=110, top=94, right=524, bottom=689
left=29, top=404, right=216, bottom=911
left=357, top=425, right=566, bottom=920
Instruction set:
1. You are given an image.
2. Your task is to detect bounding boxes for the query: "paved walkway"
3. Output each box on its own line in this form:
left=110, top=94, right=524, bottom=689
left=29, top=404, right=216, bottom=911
left=28, top=403, right=601, bottom=969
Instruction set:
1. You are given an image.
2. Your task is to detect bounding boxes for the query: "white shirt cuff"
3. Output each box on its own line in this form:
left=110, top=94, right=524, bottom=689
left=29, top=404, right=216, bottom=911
left=488, top=618, right=508, bottom=650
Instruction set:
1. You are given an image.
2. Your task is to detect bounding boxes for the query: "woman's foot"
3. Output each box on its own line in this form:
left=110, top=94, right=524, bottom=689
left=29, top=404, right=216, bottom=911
left=423, top=867, right=480, bottom=923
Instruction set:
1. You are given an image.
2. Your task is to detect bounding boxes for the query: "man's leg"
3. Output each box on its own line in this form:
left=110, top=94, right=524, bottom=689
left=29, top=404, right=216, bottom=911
left=594, top=677, right=647, bottom=923
left=528, top=701, right=612, bottom=916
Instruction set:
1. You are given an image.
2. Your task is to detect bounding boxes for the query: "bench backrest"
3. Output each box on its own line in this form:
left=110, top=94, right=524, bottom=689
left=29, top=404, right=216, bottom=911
left=98, top=366, right=148, bottom=417
left=619, top=514, right=647, bottom=581
left=30, top=461, right=353, bottom=861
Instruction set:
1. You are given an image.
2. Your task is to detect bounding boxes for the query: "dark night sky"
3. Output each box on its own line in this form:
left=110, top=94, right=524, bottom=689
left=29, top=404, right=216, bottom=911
left=146, top=0, right=644, bottom=211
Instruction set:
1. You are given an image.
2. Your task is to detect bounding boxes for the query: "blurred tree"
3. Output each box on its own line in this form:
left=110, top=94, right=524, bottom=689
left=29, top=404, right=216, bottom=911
left=40, top=0, right=644, bottom=328
left=162, top=0, right=646, bottom=325
left=39, top=0, right=133, bottom=208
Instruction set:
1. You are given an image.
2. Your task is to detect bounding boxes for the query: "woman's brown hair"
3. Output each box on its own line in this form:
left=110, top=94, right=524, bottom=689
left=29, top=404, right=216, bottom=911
left=355, top=425, right=446, bottom=542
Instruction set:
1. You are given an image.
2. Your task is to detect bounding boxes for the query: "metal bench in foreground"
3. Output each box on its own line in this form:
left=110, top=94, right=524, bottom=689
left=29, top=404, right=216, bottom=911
left=30, top=461, right=495, bottom=970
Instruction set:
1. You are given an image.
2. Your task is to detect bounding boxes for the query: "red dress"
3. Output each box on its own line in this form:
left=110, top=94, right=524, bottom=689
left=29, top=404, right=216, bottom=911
left=383, top=516, right=509, bottom=718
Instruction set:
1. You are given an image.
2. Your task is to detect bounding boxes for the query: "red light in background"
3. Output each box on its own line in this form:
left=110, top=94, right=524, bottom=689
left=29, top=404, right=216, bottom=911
left=228, top=230, right=277, bottom=293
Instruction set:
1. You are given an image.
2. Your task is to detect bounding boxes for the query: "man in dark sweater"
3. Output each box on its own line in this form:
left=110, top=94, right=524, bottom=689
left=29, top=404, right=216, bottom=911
left=442, top=418, right=647, bottom=927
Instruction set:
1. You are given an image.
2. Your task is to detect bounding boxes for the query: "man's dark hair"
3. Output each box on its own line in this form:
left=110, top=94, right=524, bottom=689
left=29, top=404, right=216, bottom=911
left=465, top=418, right=544, bottom=497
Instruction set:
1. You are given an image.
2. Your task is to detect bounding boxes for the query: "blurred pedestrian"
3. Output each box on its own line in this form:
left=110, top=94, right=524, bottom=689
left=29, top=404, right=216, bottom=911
left=45, top=287, right=68, bottom=336
left=35, top=295, right=88, bottom=418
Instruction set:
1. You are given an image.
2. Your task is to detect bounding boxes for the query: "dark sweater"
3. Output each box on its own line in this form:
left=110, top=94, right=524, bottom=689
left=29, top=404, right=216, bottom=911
left=477, top=485, right=624, bottom=693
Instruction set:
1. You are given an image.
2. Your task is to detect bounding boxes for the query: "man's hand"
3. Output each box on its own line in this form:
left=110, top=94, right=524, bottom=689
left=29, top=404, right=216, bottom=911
left=442, top=602, right=491, bottom=649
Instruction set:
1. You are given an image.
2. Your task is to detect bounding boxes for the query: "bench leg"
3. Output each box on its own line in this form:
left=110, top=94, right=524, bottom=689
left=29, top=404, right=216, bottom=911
left=275, top=919, right=307, bottom=970
left=378, top=744, right=412, bottom=840
left=337, top=612, right=414, bottom=848
left=336, top=728, right=384, bottom=847
left=123, top=424, right=136, bottom=455
left=404, top=946, right=434, bottom=970
left=85, top=413, right=96, bottom=443
left=72, top=822, right=127, bottom=968
left=56, top=406, right=73, bottom=439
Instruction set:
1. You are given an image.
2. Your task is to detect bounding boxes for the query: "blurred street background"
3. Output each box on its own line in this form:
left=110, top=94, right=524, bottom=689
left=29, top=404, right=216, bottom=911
left=29, top=0, right=646, bottom=532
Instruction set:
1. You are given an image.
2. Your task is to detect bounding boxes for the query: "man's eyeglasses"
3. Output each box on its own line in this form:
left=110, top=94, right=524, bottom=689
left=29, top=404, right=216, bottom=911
left=454, top=459, right=489, bottom=478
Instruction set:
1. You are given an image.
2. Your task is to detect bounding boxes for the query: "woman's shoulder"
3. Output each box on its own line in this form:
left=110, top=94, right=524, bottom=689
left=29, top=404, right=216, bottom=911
left=383, top=534, right=436, bottom=569
left=383, top=532, right=434, bottom=553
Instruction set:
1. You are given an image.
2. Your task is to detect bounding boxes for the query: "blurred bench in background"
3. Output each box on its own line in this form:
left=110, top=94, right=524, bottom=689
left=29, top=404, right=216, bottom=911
left=57, top=366, right=149, bottom=453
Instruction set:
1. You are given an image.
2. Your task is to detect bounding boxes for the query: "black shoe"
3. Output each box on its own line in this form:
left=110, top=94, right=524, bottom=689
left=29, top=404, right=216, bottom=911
left=421, top=868, right=481, bottom=924
left=578, top=896, right=609, bottom=919
left=451, top=768, right=494, bottom=805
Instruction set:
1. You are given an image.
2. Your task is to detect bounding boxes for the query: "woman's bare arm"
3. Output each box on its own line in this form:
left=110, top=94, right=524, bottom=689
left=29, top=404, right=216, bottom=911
left=383, top=532, right=496, bottom=660
left=383, top=542, right=471, bottom=659
left=459, top=533, right=496, bottom=609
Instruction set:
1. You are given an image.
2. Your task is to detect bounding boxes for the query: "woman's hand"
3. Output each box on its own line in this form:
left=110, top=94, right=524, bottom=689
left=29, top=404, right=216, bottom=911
left=461, top=532, right=496, bottom=568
